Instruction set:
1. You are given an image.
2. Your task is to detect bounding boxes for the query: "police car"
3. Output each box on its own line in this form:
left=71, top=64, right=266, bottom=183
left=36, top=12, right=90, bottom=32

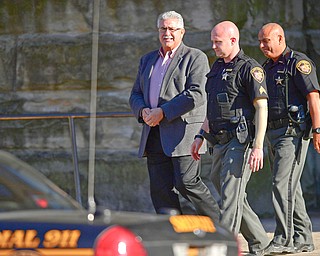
left=0, top=150, right=239, bottom=256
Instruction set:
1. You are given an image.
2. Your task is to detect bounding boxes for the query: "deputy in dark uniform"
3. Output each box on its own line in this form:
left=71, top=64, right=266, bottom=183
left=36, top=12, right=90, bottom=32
left=258, top=23, right=320, bottom=255
left=191, top=21, right=270, bottom=256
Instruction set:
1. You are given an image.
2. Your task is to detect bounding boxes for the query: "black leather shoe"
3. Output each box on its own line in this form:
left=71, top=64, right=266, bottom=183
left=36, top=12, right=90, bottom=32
left=264, top=242, right=295, bottom=255
left=245, top=245, right=273, bottom=256
left=245, top=249, right=266, bottom=256
left=294, top=243, right=315, bottom=253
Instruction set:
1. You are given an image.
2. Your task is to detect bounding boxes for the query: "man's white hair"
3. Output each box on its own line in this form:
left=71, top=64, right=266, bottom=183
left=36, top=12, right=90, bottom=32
left=157, top=11, right=184, bottom=28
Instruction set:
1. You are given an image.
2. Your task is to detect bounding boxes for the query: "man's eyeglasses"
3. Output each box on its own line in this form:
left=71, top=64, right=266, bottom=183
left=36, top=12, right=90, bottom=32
left=158, top=27, right=182, bottom=33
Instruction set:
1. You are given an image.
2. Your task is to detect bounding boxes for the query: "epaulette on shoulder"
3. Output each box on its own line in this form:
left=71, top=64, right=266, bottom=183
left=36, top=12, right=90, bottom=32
left=239, top=53, right=251, bottom=62
left=262, top=58, right=270, bottom=67
left=285, top=50, right=296, bottom=76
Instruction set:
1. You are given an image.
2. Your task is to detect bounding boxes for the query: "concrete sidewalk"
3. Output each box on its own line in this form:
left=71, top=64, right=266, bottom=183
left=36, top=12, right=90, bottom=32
left=239, top=211, right=320, bottom=255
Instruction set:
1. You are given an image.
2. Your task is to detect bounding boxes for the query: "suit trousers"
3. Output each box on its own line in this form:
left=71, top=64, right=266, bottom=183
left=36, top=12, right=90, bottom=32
left=210, top=137, right=270, bottom=253
left=266, top=126, right=313, bottom=247
left=145, top=126, right=220, bottom=222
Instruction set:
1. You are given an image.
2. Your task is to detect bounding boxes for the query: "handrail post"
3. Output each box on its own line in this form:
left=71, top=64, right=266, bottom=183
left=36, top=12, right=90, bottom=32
left=68, top=116, right=82, bottom=205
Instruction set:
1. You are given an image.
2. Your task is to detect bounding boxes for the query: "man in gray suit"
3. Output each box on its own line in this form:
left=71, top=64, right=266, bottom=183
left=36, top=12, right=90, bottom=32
left=129, top=10, right=220, bottom=222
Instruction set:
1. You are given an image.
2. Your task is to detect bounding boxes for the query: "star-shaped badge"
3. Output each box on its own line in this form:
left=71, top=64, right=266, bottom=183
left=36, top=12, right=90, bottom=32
left=222, top=71, right=228, bottom=80
left=275, top=76, right=283, bottom=85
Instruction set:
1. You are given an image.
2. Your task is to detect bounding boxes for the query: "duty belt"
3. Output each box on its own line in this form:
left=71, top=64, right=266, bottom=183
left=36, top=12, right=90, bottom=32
left=267, top=117, right=290, bottom=130
left=211, top=129, right=236, bottom=145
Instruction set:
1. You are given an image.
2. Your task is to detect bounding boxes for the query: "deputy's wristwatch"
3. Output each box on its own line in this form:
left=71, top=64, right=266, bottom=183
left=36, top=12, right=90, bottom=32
left=312, top=127, right=320, bottom=134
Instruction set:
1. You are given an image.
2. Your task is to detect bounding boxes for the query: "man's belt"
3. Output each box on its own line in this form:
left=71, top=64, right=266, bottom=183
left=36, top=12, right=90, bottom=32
left=267, top=117, right=290, bottom=130
left=208, top=129, right=236, bottom=145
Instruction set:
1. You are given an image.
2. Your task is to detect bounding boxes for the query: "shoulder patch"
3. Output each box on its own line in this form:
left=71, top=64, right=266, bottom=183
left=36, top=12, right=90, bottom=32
left=296, top=60, right=311, bottom=74
left=250, top=67, right=264, bottom=83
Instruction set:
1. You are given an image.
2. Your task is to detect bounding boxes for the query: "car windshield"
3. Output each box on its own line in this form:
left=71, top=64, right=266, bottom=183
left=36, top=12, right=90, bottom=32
left=0, top=151, right=81, bottom=212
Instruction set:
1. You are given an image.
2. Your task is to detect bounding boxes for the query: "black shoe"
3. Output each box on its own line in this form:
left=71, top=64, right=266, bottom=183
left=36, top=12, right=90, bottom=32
left=264, top=242, right=295, bottom=255
left=294, top=242, right=315, bottom=253
left=245, top=246, right=271, bottom=256
left=245, top=249, right=266, bottom=256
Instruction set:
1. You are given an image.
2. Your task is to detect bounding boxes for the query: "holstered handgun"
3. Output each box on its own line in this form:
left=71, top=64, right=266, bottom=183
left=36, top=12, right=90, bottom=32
left=236, top=116, right=249, bottom=144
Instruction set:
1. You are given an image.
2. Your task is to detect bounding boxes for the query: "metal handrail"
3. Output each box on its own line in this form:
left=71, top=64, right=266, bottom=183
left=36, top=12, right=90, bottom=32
left=0, top=111, right=133, bottom=120
left=0, top=111, right=134, bottom=205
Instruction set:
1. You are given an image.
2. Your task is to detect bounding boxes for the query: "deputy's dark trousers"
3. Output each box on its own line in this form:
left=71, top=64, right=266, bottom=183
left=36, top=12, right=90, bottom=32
left=145, top=127, right=220, bottom=223
left=267, top=126, right=313, bottom=247
left=210, top=137, right=270, bottom=253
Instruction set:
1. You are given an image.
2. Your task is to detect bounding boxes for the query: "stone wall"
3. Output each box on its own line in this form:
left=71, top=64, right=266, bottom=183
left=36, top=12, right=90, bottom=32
left=0, top=0, right=319, bottom=216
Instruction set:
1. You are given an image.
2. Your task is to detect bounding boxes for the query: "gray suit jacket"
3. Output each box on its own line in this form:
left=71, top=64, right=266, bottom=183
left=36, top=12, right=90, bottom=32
left=129, top=43, right=209, bottom=157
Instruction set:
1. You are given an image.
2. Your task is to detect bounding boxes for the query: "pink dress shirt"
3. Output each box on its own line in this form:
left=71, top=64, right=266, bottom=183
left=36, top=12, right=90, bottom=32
left=149, top=47, right=177, bottom=108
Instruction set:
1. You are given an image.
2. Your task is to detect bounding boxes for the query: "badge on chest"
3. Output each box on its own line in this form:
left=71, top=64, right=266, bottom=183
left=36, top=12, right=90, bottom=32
left=221, top=68, right=233, bottom=80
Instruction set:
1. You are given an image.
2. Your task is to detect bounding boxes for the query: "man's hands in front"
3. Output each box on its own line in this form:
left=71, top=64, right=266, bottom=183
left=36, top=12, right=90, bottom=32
left=142, top=107, right=164, bottom=127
